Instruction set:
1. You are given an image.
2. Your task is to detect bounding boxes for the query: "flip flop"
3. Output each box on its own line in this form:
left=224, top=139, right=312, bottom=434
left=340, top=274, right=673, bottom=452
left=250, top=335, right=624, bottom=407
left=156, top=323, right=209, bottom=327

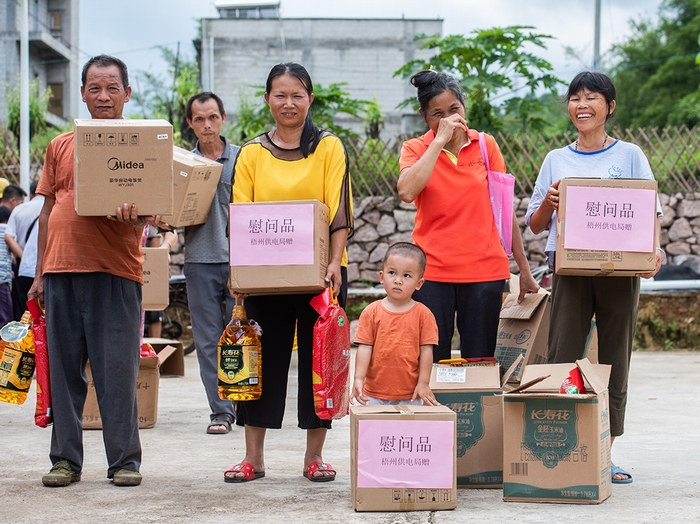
left=303, top=461, right=336, bottom=482
left=207, top=419, right=232, bottom=434
left=611, top=465, right=633, bottom=484
left=224, top=462, right=265, bottom=483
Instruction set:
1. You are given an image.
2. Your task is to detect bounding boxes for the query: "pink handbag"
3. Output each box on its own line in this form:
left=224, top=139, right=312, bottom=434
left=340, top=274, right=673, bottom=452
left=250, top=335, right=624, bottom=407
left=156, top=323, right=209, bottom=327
left=479, top=132, right=514, bottom=256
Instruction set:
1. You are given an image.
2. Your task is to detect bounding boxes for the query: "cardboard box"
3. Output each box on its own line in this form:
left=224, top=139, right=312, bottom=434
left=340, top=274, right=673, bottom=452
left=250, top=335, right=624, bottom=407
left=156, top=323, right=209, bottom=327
left=495, top=289, right=551, bottom=382
left=161, top=146, right=224, bottom=227
left=74, top=119, right=174, bottom=216
left=229, top=200, right=330, bottom=295
left=350, top=404, right=457, bottom=512
left=83, top=345, right=178, bottom=430
left=142, top=337, right=185, bottom=377
left=429, top=361, right=503, bottom=488
left=142, top=247, right=170, bottom=311
left=502, top=359, right=613, bottom=504
left=556, top=178, right=658, bottom=276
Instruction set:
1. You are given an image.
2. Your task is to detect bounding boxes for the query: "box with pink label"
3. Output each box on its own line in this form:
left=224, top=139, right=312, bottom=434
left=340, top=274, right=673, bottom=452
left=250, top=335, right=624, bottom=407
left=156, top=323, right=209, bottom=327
left=228, top=200, right=329, bottom=295
left=350, top=404, right=457, bottom=512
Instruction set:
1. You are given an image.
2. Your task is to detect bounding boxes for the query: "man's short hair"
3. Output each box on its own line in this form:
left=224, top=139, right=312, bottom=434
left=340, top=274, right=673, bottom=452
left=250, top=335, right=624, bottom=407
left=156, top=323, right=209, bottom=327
left=1, top=184, right=27, bottom=202
left=82, top=54, right=129, bottom=91
left=383, top=242, right=427, bottom=277
left=185, top=92, right=226, bottom=120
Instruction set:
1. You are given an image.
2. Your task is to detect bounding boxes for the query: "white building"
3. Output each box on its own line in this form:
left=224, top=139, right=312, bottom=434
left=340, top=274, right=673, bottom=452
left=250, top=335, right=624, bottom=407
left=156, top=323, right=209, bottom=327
left=0, top=0, right=80, bottom=128
left=197, top=1, right=442, bottom=138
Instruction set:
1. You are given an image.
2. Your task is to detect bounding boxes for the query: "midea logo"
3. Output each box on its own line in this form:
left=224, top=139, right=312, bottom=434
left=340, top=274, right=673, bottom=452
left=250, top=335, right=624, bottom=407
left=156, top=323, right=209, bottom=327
left=107, top=157, right=145, bottom=170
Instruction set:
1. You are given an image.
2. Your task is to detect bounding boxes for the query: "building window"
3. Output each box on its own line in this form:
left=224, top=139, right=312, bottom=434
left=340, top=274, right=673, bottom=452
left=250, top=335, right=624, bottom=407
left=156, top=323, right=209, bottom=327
left=49, top=12, right=62, bottom=40
left=48, top=83, right=63, bottom=118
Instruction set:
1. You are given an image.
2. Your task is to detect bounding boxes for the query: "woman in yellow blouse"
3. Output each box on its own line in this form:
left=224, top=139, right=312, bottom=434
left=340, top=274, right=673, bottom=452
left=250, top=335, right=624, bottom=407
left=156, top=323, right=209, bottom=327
left=225, top=63, right=352, bottom=484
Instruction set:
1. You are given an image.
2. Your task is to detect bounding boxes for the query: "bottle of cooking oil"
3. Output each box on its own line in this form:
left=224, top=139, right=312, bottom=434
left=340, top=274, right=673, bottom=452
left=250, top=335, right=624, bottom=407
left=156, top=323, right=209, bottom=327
left=0, top=311, right=36, bottom=405
left=218, top=298, right=262, bottom=401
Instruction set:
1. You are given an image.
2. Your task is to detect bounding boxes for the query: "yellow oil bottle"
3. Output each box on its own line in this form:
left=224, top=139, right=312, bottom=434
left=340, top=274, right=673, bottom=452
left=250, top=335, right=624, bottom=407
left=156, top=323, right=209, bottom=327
left=0, top=311, right=36, bottom=405
left=217, top=298, right=262, bottom=401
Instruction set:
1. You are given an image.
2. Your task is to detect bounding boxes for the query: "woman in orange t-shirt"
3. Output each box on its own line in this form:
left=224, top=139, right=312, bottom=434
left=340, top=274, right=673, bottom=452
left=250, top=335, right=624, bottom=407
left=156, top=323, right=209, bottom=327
left=398, top=70, right=538, bottom=361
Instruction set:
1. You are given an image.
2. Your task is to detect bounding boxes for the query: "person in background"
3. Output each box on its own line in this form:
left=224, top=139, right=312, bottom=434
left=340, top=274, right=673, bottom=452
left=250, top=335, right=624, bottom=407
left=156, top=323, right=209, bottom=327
left=6, top=179, right=43, bottom=319
left=29, top=54, right=162, bottom=488
left=0, top=184, right=27, bottom=212
left=352, top=242, right=439, bottom=406
left=0, top=206, right=13, bottom=325
left=226, top=62, right=352, bottom=483
left=397, top=70, right=538, bottom=362
left=526, top=71, right=663, bottom=485
left=182, top=91, right=240, bottom=435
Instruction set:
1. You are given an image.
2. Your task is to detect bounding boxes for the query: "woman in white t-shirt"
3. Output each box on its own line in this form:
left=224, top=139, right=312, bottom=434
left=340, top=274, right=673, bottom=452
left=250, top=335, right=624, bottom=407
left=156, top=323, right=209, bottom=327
left=526, top=71, right=663, bottom=485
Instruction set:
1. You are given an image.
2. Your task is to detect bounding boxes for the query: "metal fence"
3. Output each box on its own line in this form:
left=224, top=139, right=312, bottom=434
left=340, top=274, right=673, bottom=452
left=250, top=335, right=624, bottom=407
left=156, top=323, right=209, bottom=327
left=3, top=125, right=699, bottom=197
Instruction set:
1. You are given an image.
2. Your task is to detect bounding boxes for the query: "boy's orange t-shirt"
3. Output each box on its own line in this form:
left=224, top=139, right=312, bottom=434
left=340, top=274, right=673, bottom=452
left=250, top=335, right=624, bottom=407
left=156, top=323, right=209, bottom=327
left=399, top=129, right=510, bottom=283
left=353, top=300, right=438, bottom=400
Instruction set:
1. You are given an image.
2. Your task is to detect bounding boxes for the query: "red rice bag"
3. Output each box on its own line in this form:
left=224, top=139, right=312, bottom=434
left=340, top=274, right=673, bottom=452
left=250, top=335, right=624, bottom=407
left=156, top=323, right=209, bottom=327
left=310, top=288, right=351, bottom=420
left=28, top=300, right=52, bottom=427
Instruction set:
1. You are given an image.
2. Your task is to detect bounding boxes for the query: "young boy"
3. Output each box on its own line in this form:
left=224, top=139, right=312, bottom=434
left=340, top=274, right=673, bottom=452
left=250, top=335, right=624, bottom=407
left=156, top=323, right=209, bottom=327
left=352, top=242, right=439, bottom=405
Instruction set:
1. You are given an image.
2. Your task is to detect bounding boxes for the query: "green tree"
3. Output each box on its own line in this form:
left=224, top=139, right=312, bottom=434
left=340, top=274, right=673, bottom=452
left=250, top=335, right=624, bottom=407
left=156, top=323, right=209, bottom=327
left=612, top=0, right=700, bottom=129
left=133, top=46, right=201, bottom=147
left=230, top=82, right=367, bottom=144
left=3, top=77, right=52, bottom=147
left=394, top=27, right=564, bottom=134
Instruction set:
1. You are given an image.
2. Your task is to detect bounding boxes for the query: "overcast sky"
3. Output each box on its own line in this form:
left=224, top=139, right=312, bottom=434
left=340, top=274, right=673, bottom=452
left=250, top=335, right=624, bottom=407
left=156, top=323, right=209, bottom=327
left=78, top=0, right=664, bottom=117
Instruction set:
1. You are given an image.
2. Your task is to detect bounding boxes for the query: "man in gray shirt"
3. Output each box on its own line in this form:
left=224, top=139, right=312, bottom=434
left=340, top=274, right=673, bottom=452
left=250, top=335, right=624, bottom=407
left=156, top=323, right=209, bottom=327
left=184, top=92, right=240, bottom=434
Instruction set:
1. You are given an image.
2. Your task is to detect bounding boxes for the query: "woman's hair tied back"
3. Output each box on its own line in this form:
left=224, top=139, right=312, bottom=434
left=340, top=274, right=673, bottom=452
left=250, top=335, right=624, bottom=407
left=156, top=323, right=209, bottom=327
left=409, top=69, right=465, bottom=113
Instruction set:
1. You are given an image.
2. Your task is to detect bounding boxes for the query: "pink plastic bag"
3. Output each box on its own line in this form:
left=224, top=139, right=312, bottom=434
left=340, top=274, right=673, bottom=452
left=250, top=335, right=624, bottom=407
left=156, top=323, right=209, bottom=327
left=310, top=288, right=351, bottom=420
left=479, top=132, right=514, bottom=256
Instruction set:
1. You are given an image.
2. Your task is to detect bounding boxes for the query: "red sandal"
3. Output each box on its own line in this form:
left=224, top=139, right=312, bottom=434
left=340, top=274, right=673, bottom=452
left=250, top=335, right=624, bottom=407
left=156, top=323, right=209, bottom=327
left=224, top=461, right=265, bottom=483
left=303, top=461, right=336, bottom=482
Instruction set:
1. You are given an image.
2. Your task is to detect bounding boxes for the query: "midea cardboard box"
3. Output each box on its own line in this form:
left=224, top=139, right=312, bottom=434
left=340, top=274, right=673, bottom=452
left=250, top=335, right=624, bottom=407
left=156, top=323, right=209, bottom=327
left=229, top=200, right=329, bottom=295
left=556, top=178, right=658, bottom=276
left=83, top=345, right=177, bottom=430
left=74, top=119, right=174, bottom=216
left=142, top=247, right=169, bottom=311
left=494, top=290, right=550, bottom=382
left=502, top=359, right=613, bottom=504
left=161, top=146, right=223, bottom=227
left=429, top=361, right=503, bottom=488
left=350, top=405, right=457, bottom=512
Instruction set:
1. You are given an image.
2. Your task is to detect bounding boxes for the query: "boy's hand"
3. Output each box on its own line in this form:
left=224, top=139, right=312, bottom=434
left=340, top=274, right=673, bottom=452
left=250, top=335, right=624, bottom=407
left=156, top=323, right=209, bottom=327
left=351, top=379, right=369, bottom=405
left=412, top=383, right=439, bottom=406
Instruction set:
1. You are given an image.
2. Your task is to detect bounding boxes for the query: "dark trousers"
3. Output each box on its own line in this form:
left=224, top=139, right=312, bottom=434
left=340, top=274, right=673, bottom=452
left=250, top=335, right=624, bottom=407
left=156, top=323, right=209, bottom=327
left=548, top=273, right=640, bottom=437
left=12, top=275, right=33, bottom=320
left=45, top=273, right=142, bottom=477
left=235, top=268, right=347, bottom=430
left=413, top=279, right=505, bottom=361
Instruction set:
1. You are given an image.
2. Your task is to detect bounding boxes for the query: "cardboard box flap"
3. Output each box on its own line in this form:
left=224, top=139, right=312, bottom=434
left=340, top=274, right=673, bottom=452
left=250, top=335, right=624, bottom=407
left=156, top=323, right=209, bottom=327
left=350, top=404, right=454, bottom=416
left=156, top=345, right=178, bottom=367
left=501, top=353, right=524, bottom=387
left=499, top=291, right=548, bottom=320
left=513, top=361, right=611, bottom=393
left=576, top=358, right=611, bottom=394
left=429, top=362, right=501, bottom=390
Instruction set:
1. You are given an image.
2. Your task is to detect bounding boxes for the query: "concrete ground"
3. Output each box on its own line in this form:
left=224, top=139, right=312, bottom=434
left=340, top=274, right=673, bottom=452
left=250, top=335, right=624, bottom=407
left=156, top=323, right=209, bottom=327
left=1, top=350, right=698, bottom=523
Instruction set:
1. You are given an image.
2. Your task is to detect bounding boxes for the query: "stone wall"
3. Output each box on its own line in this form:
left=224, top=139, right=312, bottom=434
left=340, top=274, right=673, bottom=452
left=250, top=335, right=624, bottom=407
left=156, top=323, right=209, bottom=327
left=344, top=192, right=700, bottom=286
left=168, top=193, right=700, bottom=282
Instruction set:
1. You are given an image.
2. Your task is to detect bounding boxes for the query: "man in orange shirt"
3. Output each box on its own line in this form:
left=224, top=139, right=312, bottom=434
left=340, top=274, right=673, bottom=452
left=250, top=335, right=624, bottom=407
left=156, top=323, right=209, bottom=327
left=29, top=55, right=161, bottom=488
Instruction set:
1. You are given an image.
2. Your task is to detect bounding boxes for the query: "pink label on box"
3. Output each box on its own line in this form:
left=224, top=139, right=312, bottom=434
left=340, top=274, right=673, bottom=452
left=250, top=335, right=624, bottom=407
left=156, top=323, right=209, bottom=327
left=230, top=204, right=315, bottom=266
left=357, top=419, right=454, bottom=489
left=564, top=186, right=656, bottom=252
